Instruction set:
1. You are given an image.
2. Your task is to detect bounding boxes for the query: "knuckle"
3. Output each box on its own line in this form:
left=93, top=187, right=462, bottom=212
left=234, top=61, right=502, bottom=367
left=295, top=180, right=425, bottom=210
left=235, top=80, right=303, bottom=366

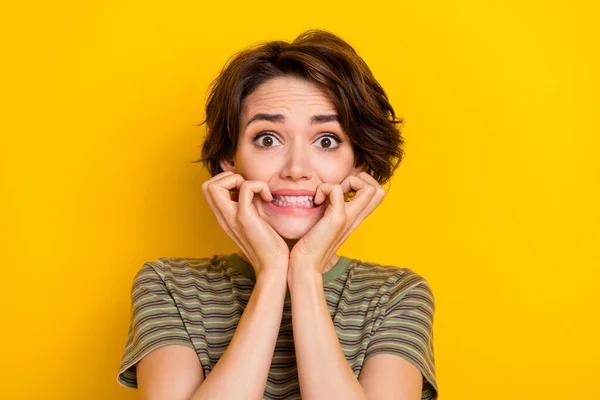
left=239, top=179, right=254, bottom=191
left=202, top=179, right=215, bottom=192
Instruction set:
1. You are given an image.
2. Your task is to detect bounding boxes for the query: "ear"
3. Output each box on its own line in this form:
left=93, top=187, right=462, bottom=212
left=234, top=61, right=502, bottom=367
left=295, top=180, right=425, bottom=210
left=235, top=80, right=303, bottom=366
left=220, top=157, right=236, bottom=173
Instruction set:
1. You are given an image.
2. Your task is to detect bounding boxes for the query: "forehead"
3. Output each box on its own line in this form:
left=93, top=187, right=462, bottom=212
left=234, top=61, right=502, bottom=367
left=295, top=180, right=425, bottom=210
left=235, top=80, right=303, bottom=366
left=240, top=76, right=337, bottom=120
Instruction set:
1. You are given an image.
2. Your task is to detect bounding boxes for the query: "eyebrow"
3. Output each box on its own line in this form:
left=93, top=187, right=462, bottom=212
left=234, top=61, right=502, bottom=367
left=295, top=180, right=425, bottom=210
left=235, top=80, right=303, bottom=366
left=245, top=113, right=339, bottom=127
left=311, top=114, right=339, bottom=124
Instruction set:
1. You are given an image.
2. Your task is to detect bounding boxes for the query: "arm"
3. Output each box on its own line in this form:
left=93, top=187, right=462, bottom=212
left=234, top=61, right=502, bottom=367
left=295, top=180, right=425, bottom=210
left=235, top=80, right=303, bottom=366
left=120, top=172, right=292, bottom=398
left=137, top=270, right=288, bottom=400
left=359, top=280, right=437, bottom=399
left=358, top=354, right=423, bottom=399
left=290, top=268, right=432, bottom=400
left=285, top=173, right=435, bottom=398
left=285, top=174, right=386, bottom=399
left=288, top=268, right=368, bottom=400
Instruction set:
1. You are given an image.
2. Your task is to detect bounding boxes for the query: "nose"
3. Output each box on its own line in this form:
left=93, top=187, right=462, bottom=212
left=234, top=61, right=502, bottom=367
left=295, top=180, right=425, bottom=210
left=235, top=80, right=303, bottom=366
left=280, top=139, right=312, bottom=181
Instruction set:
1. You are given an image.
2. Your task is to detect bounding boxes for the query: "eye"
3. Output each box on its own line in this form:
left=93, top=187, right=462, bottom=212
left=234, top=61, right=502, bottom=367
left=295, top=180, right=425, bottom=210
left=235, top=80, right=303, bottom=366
left=314, top=134, right=342, bottom=151
left=252, top=132, right=282, bottom=149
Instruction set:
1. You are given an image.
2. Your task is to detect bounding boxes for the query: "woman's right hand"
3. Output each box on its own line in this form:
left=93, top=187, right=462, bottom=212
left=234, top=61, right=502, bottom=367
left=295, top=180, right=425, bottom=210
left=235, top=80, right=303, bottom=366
left=201, top=171, right=289, bottom=279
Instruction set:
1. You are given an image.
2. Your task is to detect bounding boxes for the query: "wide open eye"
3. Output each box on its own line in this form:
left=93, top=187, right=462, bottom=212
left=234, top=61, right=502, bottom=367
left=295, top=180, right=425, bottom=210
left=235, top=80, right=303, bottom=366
left=314, top=134, right=342, bottom=151
left=253, top=132, right=282, bottom=149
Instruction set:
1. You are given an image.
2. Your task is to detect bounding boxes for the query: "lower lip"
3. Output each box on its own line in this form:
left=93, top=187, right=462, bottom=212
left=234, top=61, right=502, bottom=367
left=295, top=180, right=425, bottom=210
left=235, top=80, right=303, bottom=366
left=266, top=201, right=325, bottom=216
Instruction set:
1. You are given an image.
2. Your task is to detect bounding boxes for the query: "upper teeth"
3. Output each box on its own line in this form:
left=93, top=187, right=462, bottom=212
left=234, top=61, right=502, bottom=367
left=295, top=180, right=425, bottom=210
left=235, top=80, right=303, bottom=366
left=273, top=195, right=314, bottom=204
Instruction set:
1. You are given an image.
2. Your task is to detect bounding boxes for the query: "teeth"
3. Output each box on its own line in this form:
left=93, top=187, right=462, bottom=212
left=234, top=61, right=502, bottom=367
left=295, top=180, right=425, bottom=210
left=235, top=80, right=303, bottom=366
left=272, top=195, right=315, bottom=207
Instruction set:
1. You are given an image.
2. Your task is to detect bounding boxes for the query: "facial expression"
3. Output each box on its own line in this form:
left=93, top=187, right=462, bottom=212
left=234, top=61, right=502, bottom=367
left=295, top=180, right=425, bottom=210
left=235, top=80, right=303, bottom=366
left=220, top=75, right=366, bottom=240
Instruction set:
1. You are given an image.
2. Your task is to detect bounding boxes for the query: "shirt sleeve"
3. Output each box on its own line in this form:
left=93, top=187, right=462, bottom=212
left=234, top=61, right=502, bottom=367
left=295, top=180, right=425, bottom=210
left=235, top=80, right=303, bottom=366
left=117, top=261, right=195, bottom=389
left=364, top=272, right=438, bottom=399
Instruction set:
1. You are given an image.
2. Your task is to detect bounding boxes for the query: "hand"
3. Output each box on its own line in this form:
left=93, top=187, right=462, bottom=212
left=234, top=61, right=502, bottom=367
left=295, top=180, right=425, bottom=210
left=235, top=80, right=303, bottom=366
left=202, top=171, right=289, bottom=279
left=289, top=172, right=386, bottom=276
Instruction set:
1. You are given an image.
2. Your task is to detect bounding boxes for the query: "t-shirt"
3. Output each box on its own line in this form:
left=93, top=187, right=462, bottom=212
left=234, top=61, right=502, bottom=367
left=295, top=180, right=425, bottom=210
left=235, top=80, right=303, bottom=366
left=117, top=253, right=438, bottom=399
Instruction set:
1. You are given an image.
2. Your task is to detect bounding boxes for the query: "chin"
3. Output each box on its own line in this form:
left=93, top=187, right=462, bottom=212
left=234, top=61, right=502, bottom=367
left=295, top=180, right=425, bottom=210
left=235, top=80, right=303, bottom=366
left=272, top=220, right=315, bottom=240
left=260, top=203, right=322, bottom=240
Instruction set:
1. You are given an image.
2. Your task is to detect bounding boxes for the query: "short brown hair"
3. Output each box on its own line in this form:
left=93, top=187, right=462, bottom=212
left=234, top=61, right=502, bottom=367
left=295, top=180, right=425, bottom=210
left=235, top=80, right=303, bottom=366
left=194, top=29, right=405, bottom=185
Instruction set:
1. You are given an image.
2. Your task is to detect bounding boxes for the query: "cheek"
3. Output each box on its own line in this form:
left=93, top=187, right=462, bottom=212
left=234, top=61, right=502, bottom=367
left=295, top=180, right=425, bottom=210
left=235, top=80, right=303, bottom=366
left=317, top=156, right=355, bottom=182
left=238, top=159, right=281, bottom=182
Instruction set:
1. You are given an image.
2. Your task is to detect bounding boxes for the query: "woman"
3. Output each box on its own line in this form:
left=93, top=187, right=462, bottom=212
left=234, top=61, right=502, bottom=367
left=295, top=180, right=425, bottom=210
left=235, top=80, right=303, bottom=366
left=117, top=30, right=438, bottom=399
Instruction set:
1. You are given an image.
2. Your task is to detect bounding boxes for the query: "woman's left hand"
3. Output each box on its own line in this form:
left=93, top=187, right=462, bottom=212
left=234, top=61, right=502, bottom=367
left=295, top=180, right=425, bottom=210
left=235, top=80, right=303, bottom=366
left=289, top=172, right=387, bottom=277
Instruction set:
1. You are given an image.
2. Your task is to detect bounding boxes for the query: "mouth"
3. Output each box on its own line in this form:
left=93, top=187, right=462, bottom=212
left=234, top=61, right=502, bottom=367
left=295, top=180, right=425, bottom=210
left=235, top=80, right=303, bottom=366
left=271, top=195, right=317, bottom=208
left=266, top=194, right=324, bottom=216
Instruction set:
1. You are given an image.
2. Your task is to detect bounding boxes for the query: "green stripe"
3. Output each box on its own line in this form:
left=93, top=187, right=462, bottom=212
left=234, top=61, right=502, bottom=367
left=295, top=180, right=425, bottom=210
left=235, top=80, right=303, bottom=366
left=117, top=254, right=438, bottom=399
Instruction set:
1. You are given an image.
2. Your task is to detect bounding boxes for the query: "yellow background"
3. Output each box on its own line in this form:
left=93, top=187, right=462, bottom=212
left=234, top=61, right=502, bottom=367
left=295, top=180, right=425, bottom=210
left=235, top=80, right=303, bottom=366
left=1, top=0, right=598, bottom=399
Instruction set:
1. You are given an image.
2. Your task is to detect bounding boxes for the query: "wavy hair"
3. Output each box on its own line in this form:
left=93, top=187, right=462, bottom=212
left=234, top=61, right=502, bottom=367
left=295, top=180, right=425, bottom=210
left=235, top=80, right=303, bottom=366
left=194, top=29, right=405, bottom=185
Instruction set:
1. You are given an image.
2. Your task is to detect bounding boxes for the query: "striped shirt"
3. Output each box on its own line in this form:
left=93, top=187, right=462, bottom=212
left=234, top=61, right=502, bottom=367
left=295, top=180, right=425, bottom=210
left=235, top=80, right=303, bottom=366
left=117, top=253, right=438, bottom=399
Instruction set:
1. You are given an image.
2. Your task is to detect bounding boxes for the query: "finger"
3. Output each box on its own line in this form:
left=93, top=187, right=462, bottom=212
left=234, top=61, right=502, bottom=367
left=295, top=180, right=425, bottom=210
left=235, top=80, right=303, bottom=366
left=326, top=174, right=385, bottom=254
left=239, top=180, right=273, bottom=204
left=345, top=175, right=384, bottom=220
left=202, top=173, right=242, bottom=237
left=205, top=173, right=246, bottom=217
left=345, top=175, right=372, bottom=203
left=314, top=182, right=339, bottom=206
left=202, top=171, right=234, bottom=219
left=340, top=175, right=352, bottom=194
left=360, top=172, right=387, bottom=207
left=319, top=183, right=345, bottom=211
left=201, top=170, right=234, bottom=198
left=305, top=184, right=347, bottom=249
left=202, top=171, right=237, bottom=201
left=238, top=180, right=273, bottom=218
left=339, top=176, right=359, bottom=202
left=314, top=184, right=326, bottom=206
left=314, top=182, right=336, bottom=206
left=317, top=183, right=346, bottom=231
left=357, top=171, right=383, bottom=188
left=356, top=172, right=387, bottom=205
left=203, top=170, right=235, bottom=188
left=202, top=186, right=239, bottom=246
left=338, top=176, right=369, bottom=211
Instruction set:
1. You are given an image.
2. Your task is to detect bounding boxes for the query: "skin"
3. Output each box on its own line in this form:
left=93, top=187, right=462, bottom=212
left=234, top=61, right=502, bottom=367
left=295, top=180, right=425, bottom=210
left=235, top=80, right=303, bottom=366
left=220, top=74, right=368, bottom=271
left=136, top=75, right=424, bottom=399
left=229, top=74, right=361, bottom=233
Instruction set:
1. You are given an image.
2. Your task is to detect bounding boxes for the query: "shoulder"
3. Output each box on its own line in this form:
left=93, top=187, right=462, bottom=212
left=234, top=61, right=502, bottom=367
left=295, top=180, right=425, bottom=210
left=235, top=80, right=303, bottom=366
left=347, top=258, right=435, bottom=306
left=349, top=258, right=431, bottom=288
left=130, top=254, right=243, bottom=295
left=134, top=255, right=231, bottom=280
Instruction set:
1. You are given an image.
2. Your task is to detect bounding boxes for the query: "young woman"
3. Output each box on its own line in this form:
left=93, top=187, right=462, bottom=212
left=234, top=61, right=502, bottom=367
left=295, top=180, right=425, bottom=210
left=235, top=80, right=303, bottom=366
left=117, top=30, right=438, bottom=400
